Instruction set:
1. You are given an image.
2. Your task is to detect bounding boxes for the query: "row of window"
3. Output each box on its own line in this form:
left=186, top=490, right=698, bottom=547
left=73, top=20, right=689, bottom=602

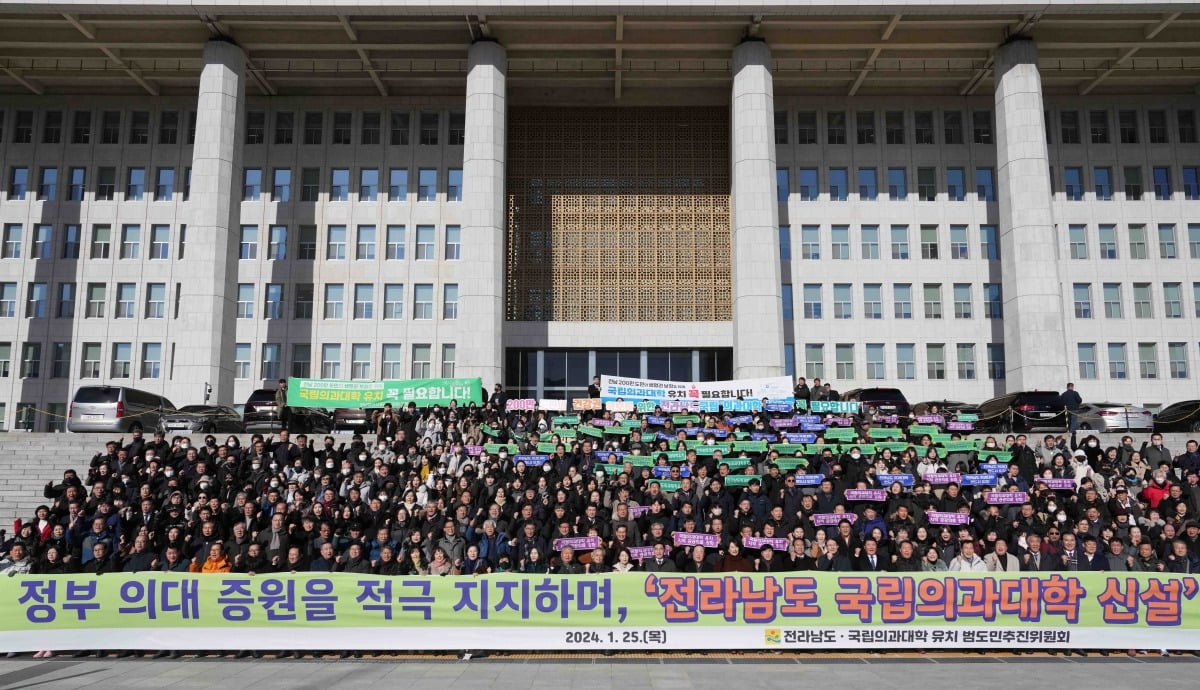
left=1070, top=282, right=1200, bottom=321
left=1076, top=343, right=1193, bottom=381
left=3, top=165, right=466, bottom=203
left=781, top=283, right=1003, bottom=321
left=782, top=342, right=1007, bottom=382
left=778, top=224, right=1000, bottom=262
left=772, top=108, right=1200, bottom=147
left=0, top=109, right=464, bottom=148
left=0, top=279, right=459, bottom=322
left=1066, top=223, right=1200, bottom=261
left=775, top=164, right=1200, bottom=203
left=0, top=341, right=456, bottom=382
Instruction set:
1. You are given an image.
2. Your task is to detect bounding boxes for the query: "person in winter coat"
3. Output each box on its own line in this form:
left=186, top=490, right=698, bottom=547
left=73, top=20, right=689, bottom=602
left=1139, top=471, right=1173, bottom=510
left=713, top=541, right=754, bottom=572
left=0, top=542, right=33, bottom=575
left=191, top=543, right=232, bottom=574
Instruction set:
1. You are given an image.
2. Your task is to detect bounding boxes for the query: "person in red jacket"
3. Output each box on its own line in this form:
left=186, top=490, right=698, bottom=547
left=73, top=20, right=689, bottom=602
left=1139, top=470, right=1173, bottom=510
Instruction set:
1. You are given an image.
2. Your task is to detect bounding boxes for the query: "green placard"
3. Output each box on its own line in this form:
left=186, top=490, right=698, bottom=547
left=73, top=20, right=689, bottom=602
left=956, top=413, right=979, bottom=422
left=907, top=425, right=940, bottom=437
left=875, top=442, right=912, bottom=453
left=695, top=444, right=733, bottom=456
left=607, top=455, right=654, bottom=467
left=733, top=432, right=750, bottom=440
left=868, top=427, right=904, bottom=439
left=845, top=443, right=877, bottom=454
left=510, top=430, right=528, bottom=441
left=672, top=415, right=701, bottom=424
left=931, top=433, right=953, bottom=445
left=794, top=399, right=808, bottom=410
left=732, top=441, right=769, bottom=452
left=773, top=458, right=809, bottom=470
left=977, top=450, right=1013, bottom=463
left=769, top=443, right=807, bottom=455
left=480, top=425, right=501, bottom=438
left=683, top=439, right=701, bottom=449
left=651, top=479, right=682, bottom=492
left=603, top=426, right=631, bottom=436
left=536, top=442, right=559, bottom=453
left=654, top=451, right=687, bottom=463
left=552, top=415, right=580, bottom=426
left=722, top=474, right=762, bottom=488
left=575, top=426, right=601, bottom=438
left=720, top=458, right=753, bottom=470
left=551, top=427, right=578, bottom=439
left=942, top=440, right=979, bottom=452
left=824, top=428, right=858, bottom=441
left=286, top=376, right=484, bottom=408
left=483, top=443, right=518, bottom=454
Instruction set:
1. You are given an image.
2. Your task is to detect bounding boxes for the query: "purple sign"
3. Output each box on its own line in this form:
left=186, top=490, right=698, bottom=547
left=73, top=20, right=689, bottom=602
left=812, top=513, right=856, bottom=526
left=947, top=421, right=975, bottom=431
left=672, top=532, right=721, bottom=548
left=553, top=536, right=602, bottom=552
left=591, top=419, right=615, bottom=427
left=844, top=489, right=887, bottom=501
left=916, top=415, right=945, bottom=425
left=744, top=536, right=789, bottom=551
left=627, top=504, right=654, bottom=517
left=466, top=445, right=484, bottom=456
left=627, top=546, right=656, bottom=560
left=796, top=415, right=822, bottom=424
left=827, top=417, right=854, bottom=427
left=922, top=472, right=963, bottom=484
left=770, top=417, right=800, bottom=428
left=873, top=415, right=900, bottom=424
left=926, top=511, right=972, bottom=525
left=1037, top=478, right=1077, bottom=490
left=987, top=491, right=1029, bottom=505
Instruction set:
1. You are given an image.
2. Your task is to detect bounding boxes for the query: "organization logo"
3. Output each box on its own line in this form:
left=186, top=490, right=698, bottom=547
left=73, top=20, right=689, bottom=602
left=763, top=628, right=782, bottom=645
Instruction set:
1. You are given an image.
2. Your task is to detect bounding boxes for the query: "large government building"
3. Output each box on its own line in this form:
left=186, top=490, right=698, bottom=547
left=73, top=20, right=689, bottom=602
left=0, top=1, right=1198, bottom=430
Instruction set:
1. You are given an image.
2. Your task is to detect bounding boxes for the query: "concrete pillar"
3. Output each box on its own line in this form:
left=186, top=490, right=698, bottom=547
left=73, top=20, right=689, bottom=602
left=177, top=39, right=243, bottom=404
left=730, top=39, right=785, bottom=379
left=458, top=40, right=507, bottom=388
left=994, top=36, right=1069, bottom=390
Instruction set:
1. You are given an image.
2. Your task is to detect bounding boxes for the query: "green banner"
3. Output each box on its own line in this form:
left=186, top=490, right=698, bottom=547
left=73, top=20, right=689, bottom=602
left=978, top=450, right=1013, bottom=463
left=551, top=427, right=579, bottom=439
left=483, top=444, right=518, bottom=454
left=722, top=474, right=761, bottom=488
left=3, top=573, right=1199, bottom=651
left=732, top=441, right=768, bottom=453
left=868, top=428, right=903, bottom=440
left=719, top=458, right=753, bottom=470
left=576, top=426, right=602, bottom=439
left=287, top=377, right=483, bottom=408
left=769, top=444, right=806, bottom=455
left=604, top=427, right=631, bottom=436
left=942, top=441, right=980, bottom=452
left=875, top=442, right=912, bottom=453
left=672, top=415, right=701, bottom=424
left=655, top=451, right=687, bottom=463
left=907, top=425, right=940, bottom=436
left=636, top=402, right=657, bottom=413
left=536, top=443, right=559, bottom=454
left=695, top=445, right=733, bottom=456
left=824, top=428, right=858, bottom=441
left=552, top=415, right=580, bottom=426
left=773, top=458, right=809, bottom=469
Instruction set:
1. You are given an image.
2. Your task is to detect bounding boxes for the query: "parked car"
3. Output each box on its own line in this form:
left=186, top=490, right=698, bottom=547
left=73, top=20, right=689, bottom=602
left=1074, top=402, right=1154, bottom=432
left=158, top=405, right=245, bottom=434
left=976, top=391, right=1066, bottom=433
left=840, top=388, right=911, bottom=418
left=68, top=386, right=176, bottom=433
left=243, top=388, right=335, bottom=434
left=333, top=408, right=381, bottom=432
left=1154, top=400, right=1200, bottom=433
left=912, top=400, right=979, bottom=417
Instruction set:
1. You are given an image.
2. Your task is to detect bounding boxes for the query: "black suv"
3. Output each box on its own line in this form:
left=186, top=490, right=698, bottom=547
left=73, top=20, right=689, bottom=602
left=1154, top=400, right=1200, bottom=433
left=243, top=388, right=335, bottom=434
left=840, top=388, right=911, bottom=418
left=976, top=391, right=1066, bottom=432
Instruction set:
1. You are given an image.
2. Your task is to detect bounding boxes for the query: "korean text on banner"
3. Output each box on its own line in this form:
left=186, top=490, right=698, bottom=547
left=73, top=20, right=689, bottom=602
left=287, top=378, right=483, bottom=408
left=599, top=375, right=793, bottom=404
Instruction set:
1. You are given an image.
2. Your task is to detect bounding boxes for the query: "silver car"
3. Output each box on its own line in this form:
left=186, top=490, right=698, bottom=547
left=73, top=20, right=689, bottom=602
left=68, top=385, right=175, bottom=433
left=1076, top=402, right=1154, bottom=432
left=159, top=405, right=245, bottom=434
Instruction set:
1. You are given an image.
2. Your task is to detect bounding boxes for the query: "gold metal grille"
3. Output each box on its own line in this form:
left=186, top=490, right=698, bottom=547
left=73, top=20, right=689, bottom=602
left=505, top=107, right=731, bottom=322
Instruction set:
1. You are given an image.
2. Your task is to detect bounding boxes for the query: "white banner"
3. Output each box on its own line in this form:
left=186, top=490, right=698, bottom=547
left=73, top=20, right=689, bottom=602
left=599, top=375, right=793, bottom=404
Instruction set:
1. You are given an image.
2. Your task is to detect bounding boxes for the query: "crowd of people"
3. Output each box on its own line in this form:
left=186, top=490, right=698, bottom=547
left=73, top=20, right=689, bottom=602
left=2, top=380, right=1200, bottom=657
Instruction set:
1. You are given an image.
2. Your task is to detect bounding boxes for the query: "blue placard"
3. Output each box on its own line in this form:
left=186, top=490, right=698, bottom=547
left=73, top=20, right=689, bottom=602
left=656, top=432, right=675, bottom=441
left=514, top=454, right=550, bottom=466
left=709, top=429, right=730, bottom=439
left=801, top=423, right=827, bottom=432
left=961, top=473, right=998, bottom=486
left=980, top=462, right=1008, bottom=474
left=765, top=403, right=794, bottom=413
left=796, top=415, right=822, bottom=424
left=653, top=465, right=691, bottom=478
left=785, top=433, right=818, bottom=444
left=727, top=415, right=754, bottom=425
left=646, top=415, right=669, bottom=425
left=877, top=474, right=916, bottom=487
left=792, top=474, right=825, bottom=486
left=751, top=432, right=779, bottom=441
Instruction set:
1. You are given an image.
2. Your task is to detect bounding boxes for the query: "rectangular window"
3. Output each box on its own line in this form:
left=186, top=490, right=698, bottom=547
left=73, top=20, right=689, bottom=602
left=260, top=343, right=281, bottom=381
left=326, top=225, right=346, bottom=260
left=1090, top=110, right=1110, bottom=143
left=243, top=111, right=264, bottom=145
left=242, top=168, right=261, bottom=201
left=914, top=111, right=934, bottom=144
left=291, top=343, right=311, bottom=379
left=443, top=284, right=459, bottom=320
left=1124, top=166, right=1143, bottom=200
left=386, top=225, right=406, bottom=260
left=321, top=344, right=342, bottom=379
left=863, top=284, right=882, bottom=319
left=865, top=343, right=885, bottom=380
left=418, top=168, right=437, bottom=202
left=949, top=225, right=968, bottom=259
left=264, top=283, right=283, bottom=320
left=416, top=226, right=435, bottom=260
left=894, top=284, right=912, bottom=319
left=25, top=283, right=46, bottom=319
left=236, top=283, right=254, bottom=319
left=389, top=169, right=408, bottom=200
left=953, top=283, right=972, bottom=319
left=831, top=226, right=850, bottom=260
left=111, top=343, right=132, bottom=378
left=1159, top=224, right=1177, bottom=259
left=1164, top=283, right=1183, bottom=319
left=826, top=112, right=846, bottom=144
left=1184, top=167, right=1200, bottom=200
left=1180, top=110, right=1198, bottom=143
left=38, top=168, right=57, bottom=200
left=1191, top=225, right=1200, bottom=259
left=0, top=342, right=9, bottom=376
left=1138, top=342, right=1158, bottom=379
left=382, top=344, right=403, bottom=379
left=266, top=225, right=286, bottom=260
left=923, top=284, right=942, bottom=319
left=330, top=168, right=349, bottom=201
left=1129, top=224, right=1148, bottom=259
left=90, top=225, right=111, bottom=259
left=1099, top=225, right=1118, bottom=259
left=297, top=226, right=317, bottom=260
left=956, top=343, right=976, bottom=380
left=1060, top=110, right=1081, bottom=144
left=896, top=343, right=915, bottom=380
left=80, top=343, right=101, bottom=378
left=145, top=283, right=165, bottom=319
left=273, top=111, right=294, bottom=144
left=1063, top=167, right=1083, bottom=200
left=917, top=167, right=936, bottom=201
left=1094, top=167, right=1113, bottom=200
left=1073, top=283, right=1093, bottom=318
left=447, top=169, right=463, bottom=202
left=1153, top=166, right=1172, bottom=199
left=411, top=344, right=431, bottom=378
left=353, top=284, right=374, bottom=319
left=419, top=112, right=439, bottom=145
left=119, top=225, right=139, bottom=259
left=356, top=225, right=376, bottom=260
left=987, top=344, right=1006, bottom=380
left=361, top=112, right=381, bottom=145
left=272, top=169, right=291, bottom=201
left=0, top=225, right=19, bottom=259
left=300, top=168, right=320, bottom=202
left=1103, top=283, right=1123, bottom=318
left=448, top=112, right=466, bottom=145
left=32, top=225, right=51, bottom=259
left=9, top=167, right=29, bottom=200
left=800, top=225, right=820, bottom=260
left=781, top=283, right=794, bottom=320
left=413, top=284, right=434, bottom=320
left=974, top=167, right=995, bottom=201
left=784, top=344, right=796, bottom=379
left=303, top=112, right=323, bottom=145
left=802, top=284, right=822, bottom=319
left=351, top=343, right=371, bottom=380
left=183, top=168, right=190, bottom=200
left=835, top=344, right=855, bottom=379
left=891, top=225, right=909, bottom=259
left=1133, top=283, right=1153, bottom=319
left=979, top=225, right=999, bottom=261
left=775, top=167, right=789, bottom=203
left=1118, top=110, right=1138, bottom=144
left=887, top=167, right=906, bottom=200
left=239, top=226, right=257, bottom=260
left=1169, top=342, right=1189, bottom=379
left=984, top=283, right=1002, bottom=319
left=294, top=284, right=314, bottom=319
left=154, top=168, right=174, bottom=200
left=829, top=168, right=848, bottom=201
left=972, top=110, right=993, bottom=144
left=856, top=111, right=876, bottom=144
left=774, top=111, right=788, bottom=145
left=946, top=168, right=965, bottom=201
left=860, top=225, right=879, bottom=259
left=833, top=284, right=852, bottom=319
left=798, top=168, right=818, bottom=201
left=125, top=167, right=145, bottom=200
left=390, top=112, right=411, bottom=145
left=71, top=111, right=91, bottom=144
left=927, top=344, right=946, bottom=379
left=56, top=283, right=74, bottom=318
left=943, top=111, right=963, bottom=144
left=128, top=111, right=150, bottom=144
left=885, top=111, right=905, bottom=144
left=1149, top=110, right=1169, bottom=143
left=778, top=225, right=791, bottom=261
left=797, top=112, right=817, bottom=144
left=51, top=342, right=70, bottom=378
left=99, top=111, right=120, bottom=144
left=384, top=284, right=404, bottom=319
left=324, top=284, right=344, bottom=319
left=804, top=344, right=824, bottom=380
left=1078, top=343, right=1098, bottom=380
left=1068, top=225, right=1088, bottom=259
left=857, top=168, right=877, bottom=200
left=920, top=225, right=939, bottom=259
left=359, top=168, right=379, bottom=201
left=68, top=167, right=85, bottom=201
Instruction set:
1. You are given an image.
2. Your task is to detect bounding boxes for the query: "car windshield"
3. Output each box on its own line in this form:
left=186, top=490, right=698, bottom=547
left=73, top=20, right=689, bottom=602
left=73, top=387, right=120, bottom=404
left=864, top=389, right=907, bottom=402
left=1021, top=392, right=1063, bottom=405
left=177, top=406, right=212, bottom=413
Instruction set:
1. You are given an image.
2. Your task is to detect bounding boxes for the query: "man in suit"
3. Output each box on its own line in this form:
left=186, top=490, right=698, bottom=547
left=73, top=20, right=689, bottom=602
left=854, top=538, right=888, bottom=572
left=642, top=542, right=678, bottom=572
left=1019, top=533, right=1058, bottom=571
left=1078, top=535, right=1108, bottom=571
left=984, top=539, right=1020, bottom=572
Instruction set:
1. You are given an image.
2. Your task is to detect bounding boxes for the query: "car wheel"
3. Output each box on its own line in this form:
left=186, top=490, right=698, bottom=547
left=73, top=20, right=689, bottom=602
left=1190, top=420, right=1200, bottom=434
left=1079, top=423, right=1092, bottom=431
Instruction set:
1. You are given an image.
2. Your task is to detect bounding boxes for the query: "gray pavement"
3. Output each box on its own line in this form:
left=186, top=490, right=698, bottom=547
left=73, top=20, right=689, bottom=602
left=0, top=656, right=1198, bottom=689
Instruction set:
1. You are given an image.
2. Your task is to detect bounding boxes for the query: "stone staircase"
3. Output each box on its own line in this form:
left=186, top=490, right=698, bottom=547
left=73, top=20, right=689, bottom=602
left=0, top=430, right=1196, bottom=523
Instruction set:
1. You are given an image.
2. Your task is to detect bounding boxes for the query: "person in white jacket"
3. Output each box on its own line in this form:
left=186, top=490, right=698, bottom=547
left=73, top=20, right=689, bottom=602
left=948, top=540, right=988, bottom=572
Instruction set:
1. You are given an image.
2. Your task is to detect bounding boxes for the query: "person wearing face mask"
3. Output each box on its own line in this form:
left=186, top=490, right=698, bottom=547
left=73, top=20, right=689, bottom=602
left=371, top=440, right=396, bottom=464
left=1141, top=434, right=1173, bottom=469
left=1139, top=470, right=1173, bottom=510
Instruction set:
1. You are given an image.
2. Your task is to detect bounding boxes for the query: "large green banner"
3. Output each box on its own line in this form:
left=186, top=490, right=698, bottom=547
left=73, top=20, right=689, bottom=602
left=287, top=377, right=483, bottom=408
left=1, top=573, right=1198, bottom=651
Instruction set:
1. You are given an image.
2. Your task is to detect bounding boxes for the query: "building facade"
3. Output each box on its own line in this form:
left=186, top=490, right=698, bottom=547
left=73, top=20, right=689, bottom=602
left=0, top=2, right=1198, bottom=430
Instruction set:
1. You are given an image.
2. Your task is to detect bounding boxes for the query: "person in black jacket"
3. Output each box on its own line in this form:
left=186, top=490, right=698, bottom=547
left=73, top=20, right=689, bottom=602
left=681, top=545, right=711, bottom=573
left=890, top=540, right=923, bottom=572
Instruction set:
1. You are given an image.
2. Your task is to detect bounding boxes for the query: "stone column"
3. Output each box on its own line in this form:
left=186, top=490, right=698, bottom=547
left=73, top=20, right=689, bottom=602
left=730, top=39, right=785, bottom=379
left=458, top=40, right=507, bottom=388
left=177, top=39, right=243, bottom=404
left=994, top=36, right=1068, bottom=389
